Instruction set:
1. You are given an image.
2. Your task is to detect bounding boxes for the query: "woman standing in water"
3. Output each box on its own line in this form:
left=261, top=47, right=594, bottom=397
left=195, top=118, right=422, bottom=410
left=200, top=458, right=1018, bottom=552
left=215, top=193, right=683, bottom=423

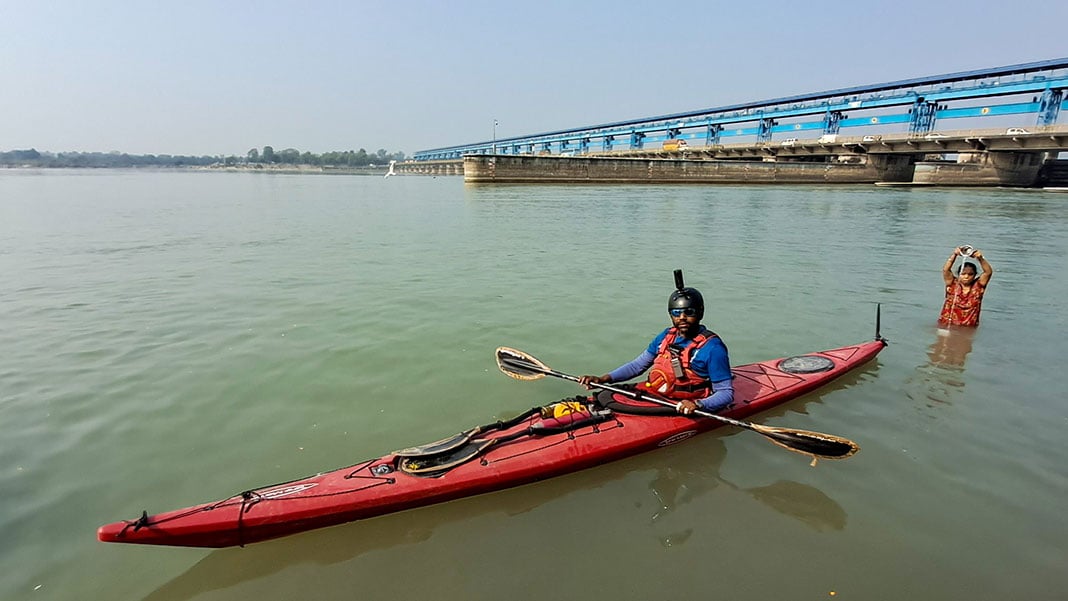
left=939, top=245, right=994, bottom=327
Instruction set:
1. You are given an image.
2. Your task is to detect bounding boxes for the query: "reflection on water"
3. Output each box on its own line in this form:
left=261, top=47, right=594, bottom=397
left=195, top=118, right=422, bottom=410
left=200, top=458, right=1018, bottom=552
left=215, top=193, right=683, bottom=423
left=144, top=433, right=846, bottom=601
left=907, top=326, right=977, bottom=409
left=647, top=437, right=847, bottom=546
left=929, top=326, right=976, bottom=370
left=741, top=480, right=848, bottom=532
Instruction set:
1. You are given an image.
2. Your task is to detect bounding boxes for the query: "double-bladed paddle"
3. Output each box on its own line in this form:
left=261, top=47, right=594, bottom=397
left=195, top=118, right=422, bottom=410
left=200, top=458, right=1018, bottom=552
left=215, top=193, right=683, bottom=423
left=494, top=346, right=859, bottom=465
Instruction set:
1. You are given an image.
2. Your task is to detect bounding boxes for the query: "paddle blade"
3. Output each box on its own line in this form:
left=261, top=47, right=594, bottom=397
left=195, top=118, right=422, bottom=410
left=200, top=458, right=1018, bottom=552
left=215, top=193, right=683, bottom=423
left=393, top=427, right=480, bottom=458
left=399, top=439, right=496, bottom=475
left=750, top=424, right=860, bottom=463
left=495, top=347, right=550, bottom=381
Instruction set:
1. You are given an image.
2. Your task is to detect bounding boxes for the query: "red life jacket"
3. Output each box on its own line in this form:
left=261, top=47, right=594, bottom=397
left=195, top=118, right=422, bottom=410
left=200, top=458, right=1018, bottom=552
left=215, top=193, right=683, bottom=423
left=638, top=328, right=718, bottom=400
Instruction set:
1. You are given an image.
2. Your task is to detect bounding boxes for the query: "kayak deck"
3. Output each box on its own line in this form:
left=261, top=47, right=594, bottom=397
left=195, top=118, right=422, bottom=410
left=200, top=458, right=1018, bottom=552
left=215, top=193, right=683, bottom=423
left=97, top=338, right=885, bottom=548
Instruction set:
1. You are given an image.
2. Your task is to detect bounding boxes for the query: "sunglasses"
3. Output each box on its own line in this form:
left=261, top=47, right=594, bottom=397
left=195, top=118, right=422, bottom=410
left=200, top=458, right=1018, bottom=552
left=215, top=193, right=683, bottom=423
left=669, top=307, right=699, bottom=317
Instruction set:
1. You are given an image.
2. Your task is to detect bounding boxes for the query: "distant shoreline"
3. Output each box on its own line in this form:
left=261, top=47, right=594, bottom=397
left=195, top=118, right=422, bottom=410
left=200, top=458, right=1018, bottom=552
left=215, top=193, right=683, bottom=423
left=0, top=164, right=392, bottom=175
left=199, top=164, right=391, bottom=175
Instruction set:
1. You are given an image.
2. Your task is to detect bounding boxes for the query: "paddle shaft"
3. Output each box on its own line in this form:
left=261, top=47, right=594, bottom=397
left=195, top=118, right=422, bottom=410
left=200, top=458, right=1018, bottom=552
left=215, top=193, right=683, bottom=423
left=516, top=361, right=758, bottom=431
left=496, top=348, right=860, bottom=461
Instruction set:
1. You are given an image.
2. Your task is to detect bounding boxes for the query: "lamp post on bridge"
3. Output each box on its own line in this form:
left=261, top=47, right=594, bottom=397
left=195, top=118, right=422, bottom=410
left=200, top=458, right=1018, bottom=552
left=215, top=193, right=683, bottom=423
left=492, top=119, right=498, bottom=155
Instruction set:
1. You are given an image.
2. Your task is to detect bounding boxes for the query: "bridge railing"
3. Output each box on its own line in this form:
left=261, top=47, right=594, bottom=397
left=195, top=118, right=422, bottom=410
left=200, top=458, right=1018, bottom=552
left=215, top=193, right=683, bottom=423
left=413, top=58, right=1068, bottom=161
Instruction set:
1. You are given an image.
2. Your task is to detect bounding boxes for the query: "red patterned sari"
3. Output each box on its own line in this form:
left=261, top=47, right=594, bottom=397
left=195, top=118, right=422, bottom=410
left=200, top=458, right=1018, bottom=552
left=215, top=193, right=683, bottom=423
left=938, top=281, right=986, bottom=327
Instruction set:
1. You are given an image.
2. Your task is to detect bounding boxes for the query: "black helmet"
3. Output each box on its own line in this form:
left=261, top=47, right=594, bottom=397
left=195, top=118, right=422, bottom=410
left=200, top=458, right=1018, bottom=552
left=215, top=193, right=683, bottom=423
left=668, top=269, right=704, bottom=319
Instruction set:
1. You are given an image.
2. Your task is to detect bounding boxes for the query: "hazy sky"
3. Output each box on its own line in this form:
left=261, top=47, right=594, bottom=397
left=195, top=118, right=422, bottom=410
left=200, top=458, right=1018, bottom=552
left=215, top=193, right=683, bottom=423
left=3, top=0, right=1067, bottom=156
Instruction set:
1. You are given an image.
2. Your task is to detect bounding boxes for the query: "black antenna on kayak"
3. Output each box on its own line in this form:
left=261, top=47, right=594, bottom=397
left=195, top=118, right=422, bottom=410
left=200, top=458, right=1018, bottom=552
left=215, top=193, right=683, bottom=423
left=875, top=303, right=887, bottom=343
left=674, top=269, right=685, bottom=290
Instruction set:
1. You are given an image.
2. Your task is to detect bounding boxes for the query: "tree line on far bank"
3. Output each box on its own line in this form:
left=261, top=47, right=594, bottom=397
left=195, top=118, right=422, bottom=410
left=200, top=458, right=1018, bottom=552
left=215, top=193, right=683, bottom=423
left=0, top=146, right=407, bottom=169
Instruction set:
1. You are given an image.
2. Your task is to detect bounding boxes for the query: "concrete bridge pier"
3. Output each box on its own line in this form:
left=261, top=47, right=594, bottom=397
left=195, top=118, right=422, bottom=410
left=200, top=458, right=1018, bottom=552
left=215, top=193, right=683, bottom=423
left=396, top=159, right=464, bottom=176
left=912, top=151, right=1046, bottom=186
left=869, top=154, right=916, bottom=183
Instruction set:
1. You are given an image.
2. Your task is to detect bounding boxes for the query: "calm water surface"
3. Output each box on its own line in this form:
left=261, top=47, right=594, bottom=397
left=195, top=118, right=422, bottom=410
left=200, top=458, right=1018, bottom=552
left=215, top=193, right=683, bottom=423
left=2, top=170, right=1066, bottom=600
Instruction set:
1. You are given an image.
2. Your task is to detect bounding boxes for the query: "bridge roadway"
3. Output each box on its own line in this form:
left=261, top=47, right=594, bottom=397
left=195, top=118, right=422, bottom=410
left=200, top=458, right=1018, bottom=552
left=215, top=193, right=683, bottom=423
left=396, top=125, right=1068, bottom=187
left=590, top=125, right=1068, bottom=160
left=399, top=125, right=1068, bottom=167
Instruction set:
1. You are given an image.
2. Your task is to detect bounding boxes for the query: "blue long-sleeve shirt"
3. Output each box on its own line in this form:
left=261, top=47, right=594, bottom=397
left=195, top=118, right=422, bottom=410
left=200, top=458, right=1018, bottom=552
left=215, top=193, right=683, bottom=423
left=607, top=326, right=734, bottom=412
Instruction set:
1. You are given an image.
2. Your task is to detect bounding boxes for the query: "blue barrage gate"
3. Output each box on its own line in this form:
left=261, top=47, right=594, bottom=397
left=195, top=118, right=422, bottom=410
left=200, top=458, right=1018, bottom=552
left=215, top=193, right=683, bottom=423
left=413, top=57, right=1068, bottom=161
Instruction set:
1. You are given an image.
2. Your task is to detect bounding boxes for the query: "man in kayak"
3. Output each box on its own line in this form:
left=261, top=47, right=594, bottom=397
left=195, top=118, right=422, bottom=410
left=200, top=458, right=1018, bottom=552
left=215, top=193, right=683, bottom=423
left=579, top=271, right=733, bottom=416
left=939, top=246, right=994, bottom=327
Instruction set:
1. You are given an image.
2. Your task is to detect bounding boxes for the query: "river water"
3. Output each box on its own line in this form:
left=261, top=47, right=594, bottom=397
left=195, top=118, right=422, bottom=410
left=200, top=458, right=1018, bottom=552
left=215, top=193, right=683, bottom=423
left=2, top=170, right=1066, bottom=600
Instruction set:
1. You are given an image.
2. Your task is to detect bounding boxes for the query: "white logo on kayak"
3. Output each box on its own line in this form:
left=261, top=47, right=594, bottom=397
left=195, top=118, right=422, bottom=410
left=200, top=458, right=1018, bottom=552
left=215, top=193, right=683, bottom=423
left=658, top=431, right=697, bottom=447
left=258, top=483, right=317, bottom=499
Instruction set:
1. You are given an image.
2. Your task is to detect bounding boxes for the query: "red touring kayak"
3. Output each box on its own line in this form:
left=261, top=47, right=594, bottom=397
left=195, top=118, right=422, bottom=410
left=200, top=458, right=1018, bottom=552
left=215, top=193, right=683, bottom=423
left=98, top=338, right=885, bottom=548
